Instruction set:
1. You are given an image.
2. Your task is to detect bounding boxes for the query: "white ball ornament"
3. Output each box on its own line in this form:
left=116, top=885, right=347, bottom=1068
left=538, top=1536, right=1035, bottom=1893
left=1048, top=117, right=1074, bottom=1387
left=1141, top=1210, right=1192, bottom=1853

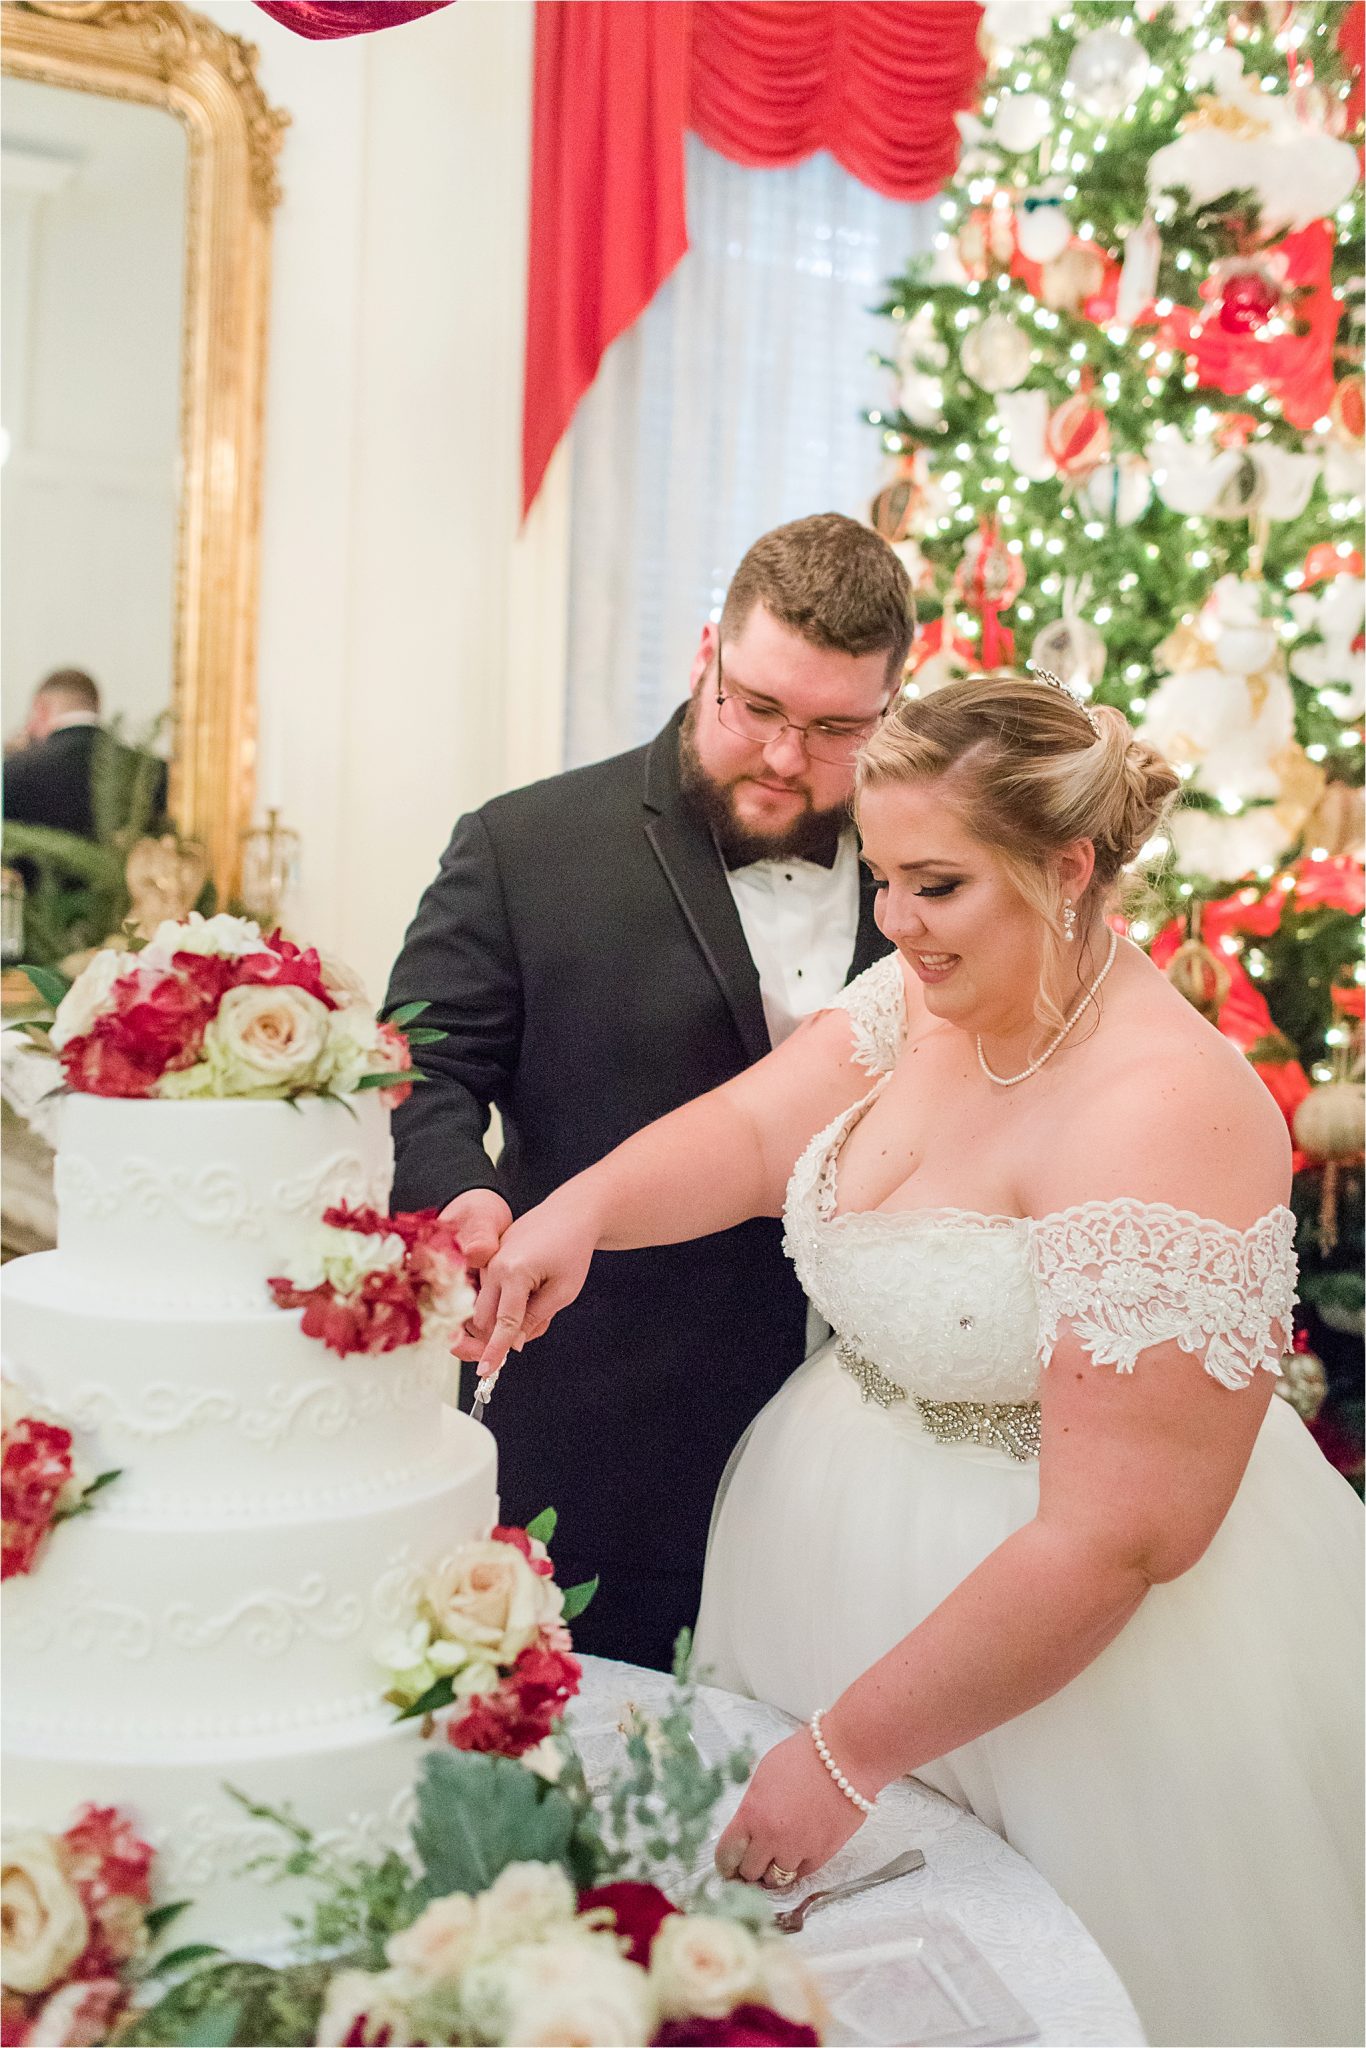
left=1066, top=27, right=1148, bottom=119
left=1079, top=455, right=1153, bottom=527
left=961, top=311, right=1033, bottom=394
left=993, top=90, right=1051, bottom=155
left=1016, top=192, right=1072, bottom=264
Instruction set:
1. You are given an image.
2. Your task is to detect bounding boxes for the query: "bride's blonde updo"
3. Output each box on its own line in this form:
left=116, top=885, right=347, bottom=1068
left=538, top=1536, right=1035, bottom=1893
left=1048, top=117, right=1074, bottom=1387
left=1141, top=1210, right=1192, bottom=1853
left=855, top=672, right=1181, bottom=1030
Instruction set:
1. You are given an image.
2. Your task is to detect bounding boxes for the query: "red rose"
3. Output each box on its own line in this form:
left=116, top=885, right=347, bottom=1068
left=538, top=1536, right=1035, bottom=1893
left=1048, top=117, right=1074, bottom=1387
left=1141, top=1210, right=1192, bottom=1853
left=578, top=1882, right=678, bottom=1966
left=490, top=1525, right=554, bottom=1576
left=234, top=934, right=337, bottom=1009
left=2, top=1419, right=76, bottom=1579
left=653, top=2008, right=820, bottom=2047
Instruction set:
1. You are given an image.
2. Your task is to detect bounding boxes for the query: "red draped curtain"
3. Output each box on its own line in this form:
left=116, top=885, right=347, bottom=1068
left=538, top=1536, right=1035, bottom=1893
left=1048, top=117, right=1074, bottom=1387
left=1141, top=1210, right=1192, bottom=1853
left=254, top=0, right=985, bottom=511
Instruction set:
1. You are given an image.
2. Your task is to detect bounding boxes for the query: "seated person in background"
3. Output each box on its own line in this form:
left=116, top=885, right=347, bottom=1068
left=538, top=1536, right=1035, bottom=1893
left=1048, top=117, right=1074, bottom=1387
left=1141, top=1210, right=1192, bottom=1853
left=4, top=669, right=166, bottom=839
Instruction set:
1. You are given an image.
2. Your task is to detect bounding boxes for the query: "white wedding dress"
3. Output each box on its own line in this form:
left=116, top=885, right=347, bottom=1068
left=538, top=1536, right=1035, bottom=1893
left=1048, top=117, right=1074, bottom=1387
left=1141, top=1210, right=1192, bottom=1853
left=695, top=954, right=1364, bottom=2048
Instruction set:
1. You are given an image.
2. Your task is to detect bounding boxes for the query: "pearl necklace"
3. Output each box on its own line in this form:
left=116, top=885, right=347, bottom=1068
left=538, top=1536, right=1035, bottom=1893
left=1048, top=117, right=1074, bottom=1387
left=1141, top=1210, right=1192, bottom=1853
left=977, top=930, right=1119, bottom=1088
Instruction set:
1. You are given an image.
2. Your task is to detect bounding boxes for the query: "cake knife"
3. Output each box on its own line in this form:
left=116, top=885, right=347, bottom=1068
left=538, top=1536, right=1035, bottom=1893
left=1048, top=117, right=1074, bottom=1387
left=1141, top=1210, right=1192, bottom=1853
left=470, top=1367, right=500, bottom=1426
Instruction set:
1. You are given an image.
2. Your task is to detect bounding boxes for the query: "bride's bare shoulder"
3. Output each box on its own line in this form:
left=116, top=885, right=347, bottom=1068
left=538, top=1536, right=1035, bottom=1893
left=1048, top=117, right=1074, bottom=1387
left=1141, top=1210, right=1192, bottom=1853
left=1029, top=958, right=1291, bottom=1225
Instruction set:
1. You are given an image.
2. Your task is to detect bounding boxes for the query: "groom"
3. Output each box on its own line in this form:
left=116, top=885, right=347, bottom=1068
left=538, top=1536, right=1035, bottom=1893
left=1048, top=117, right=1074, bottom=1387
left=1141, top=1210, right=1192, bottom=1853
left=384, top=513, right=910, bottom=1668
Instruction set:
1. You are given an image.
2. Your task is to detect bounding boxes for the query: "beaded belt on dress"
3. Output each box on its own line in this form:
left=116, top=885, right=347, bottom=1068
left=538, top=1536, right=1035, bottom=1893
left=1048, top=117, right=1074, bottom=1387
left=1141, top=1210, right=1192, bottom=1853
left=834, top=1338, right=1041, bottom=1462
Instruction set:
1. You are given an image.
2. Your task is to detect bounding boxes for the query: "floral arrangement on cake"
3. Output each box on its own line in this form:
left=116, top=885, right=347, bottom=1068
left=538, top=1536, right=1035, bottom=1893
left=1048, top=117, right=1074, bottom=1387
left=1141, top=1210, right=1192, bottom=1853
left=377, top=1511, right=596, bottom=1780
left=0, top=1804, right=162, bottom=2047
left=267, top=1207, right=476, bottom=1360
left=1, top=1383, right=119, bottom=1582
left=102, top=1635, right=824, bottom=2048
left=19, top=915, right=439, bottom=1104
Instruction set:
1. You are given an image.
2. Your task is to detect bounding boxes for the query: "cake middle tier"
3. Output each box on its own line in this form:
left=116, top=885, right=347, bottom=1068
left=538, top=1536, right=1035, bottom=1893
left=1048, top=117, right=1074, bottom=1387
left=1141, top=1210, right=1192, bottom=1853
left=1, top=1252, right=453, bottom=1516
left=2, top=1410, right=497, bottom=1743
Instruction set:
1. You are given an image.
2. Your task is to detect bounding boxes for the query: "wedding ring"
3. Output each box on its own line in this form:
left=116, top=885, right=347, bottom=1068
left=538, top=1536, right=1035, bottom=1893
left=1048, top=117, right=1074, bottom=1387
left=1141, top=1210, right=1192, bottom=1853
left=766, top=1862, right=798, bottom=1888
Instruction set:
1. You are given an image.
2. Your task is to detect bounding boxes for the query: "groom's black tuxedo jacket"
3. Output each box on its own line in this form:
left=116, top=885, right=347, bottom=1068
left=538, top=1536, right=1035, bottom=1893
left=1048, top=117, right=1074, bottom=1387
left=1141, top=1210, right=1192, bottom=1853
left=384, top=707, right=890, bottom=1668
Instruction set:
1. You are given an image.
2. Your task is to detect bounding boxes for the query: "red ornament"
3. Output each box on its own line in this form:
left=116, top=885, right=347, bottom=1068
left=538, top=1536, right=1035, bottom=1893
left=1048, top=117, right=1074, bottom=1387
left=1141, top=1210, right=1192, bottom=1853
left=1217, top=270, right=1279, bottom=335
left=1044, top=389, right=1111, bottom=477
left=1303, top=541, right=1366, bottom=584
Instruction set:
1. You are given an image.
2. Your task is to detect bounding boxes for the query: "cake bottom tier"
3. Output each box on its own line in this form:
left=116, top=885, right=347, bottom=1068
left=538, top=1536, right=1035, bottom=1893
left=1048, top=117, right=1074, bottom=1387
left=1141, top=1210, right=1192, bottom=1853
left=5, top=1709, right=441, bottom=1954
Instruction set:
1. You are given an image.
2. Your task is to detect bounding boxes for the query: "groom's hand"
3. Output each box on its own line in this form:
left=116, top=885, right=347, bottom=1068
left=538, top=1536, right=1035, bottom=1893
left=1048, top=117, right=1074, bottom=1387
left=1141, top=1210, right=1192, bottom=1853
left=441, top=1188, right=514, bottom=1273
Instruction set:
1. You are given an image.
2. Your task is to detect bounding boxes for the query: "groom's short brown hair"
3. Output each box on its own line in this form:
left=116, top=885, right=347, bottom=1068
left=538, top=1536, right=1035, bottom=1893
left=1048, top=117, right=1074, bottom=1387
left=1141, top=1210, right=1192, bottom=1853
left=721, top=512, right=915, bottom=687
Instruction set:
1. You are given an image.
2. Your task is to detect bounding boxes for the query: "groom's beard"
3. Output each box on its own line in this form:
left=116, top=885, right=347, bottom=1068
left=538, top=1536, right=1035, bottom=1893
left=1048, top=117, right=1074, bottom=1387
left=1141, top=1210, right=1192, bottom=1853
left=677, top=698, right=850, bottom=869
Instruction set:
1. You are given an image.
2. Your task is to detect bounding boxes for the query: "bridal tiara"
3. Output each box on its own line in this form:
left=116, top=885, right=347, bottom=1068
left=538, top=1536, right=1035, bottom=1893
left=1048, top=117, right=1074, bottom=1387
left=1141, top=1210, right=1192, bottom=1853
left=1026, top=663, right=1104, bottom=738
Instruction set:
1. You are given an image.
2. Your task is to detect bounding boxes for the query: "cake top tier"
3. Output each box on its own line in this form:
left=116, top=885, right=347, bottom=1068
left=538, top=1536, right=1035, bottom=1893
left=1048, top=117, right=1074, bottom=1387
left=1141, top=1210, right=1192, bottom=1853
left=51, top=1092, right=397, bottom=1310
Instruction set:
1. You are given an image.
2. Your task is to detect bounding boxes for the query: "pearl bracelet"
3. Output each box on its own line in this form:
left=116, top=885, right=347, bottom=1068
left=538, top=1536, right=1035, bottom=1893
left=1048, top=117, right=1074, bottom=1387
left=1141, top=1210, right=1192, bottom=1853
left=808, top=1709, right=876, bottom=1817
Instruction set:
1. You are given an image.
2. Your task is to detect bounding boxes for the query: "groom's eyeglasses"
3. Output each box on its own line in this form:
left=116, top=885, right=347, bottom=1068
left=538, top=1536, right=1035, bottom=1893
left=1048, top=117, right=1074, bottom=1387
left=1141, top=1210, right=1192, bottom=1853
left=714, top=639, right=887, bottom=767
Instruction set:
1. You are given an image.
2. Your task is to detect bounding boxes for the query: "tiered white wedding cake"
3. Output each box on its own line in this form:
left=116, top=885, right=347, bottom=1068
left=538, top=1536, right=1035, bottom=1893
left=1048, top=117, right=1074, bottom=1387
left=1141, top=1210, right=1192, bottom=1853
left=2, top=991, right=497, bottom=1949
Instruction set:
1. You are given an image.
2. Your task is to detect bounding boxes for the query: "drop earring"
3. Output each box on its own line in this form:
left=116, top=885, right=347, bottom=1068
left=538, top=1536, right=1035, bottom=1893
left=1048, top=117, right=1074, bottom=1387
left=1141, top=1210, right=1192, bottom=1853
left=1062, top=900, right=1077, bottom=942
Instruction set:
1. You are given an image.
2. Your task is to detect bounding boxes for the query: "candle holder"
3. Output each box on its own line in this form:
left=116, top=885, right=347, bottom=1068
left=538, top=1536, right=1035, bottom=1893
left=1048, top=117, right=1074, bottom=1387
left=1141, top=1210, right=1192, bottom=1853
left=240, top=809, right=301, bottom=928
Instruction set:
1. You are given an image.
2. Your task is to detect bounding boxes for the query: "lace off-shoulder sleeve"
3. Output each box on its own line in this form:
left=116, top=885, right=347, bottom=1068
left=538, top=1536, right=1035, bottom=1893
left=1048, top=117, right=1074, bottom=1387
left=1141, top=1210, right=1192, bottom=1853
left=827, top=953, right=907, bottom=1076
left=1029, top=1199, right=1297, bottom=1391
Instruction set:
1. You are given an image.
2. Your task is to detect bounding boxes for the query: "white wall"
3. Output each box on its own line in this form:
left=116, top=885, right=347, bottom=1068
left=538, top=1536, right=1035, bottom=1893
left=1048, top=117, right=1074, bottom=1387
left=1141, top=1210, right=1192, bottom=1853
left=198, top=0, right=567, bottom=1000
left=1, top=80, right=185, bottom=747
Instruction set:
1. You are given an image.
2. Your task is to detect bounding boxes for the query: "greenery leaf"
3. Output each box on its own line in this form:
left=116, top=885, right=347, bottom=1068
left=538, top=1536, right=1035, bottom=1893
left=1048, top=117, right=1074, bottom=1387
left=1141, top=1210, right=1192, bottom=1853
left=142, top=1900, right=191, bottom=1940
left=387, top=1001, right=431, bottom=1027
left=412, top=1748, right=577, bottom=1901
left=392, top=1674, right=455, bottom=1723
left=19, top=963, right=71, bottom=1009
left=400, top=1027, right=446, bottom=1045
left=561, top=1576, right=599, bottom=1622
left=148, top=1943, right=229, bottom=1978
left=525, top=1506, right=557, bottom=1546
left=83, top=1467, right=122, bottom=1497
left=354, top=1070, right=429, bottom=1091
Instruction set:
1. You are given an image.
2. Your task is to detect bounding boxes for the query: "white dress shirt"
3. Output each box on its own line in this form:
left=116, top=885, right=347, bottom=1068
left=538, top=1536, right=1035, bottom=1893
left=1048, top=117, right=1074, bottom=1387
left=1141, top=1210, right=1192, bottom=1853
left=725, top=827, right=860, bottom=1354
left=724, top=827, right=861, bottom=1050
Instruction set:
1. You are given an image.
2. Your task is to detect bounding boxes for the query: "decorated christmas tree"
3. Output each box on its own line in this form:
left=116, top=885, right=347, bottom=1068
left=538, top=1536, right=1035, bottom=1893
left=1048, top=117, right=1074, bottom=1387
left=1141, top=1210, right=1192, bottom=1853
left=869, top=0, right=1365, bottom=1480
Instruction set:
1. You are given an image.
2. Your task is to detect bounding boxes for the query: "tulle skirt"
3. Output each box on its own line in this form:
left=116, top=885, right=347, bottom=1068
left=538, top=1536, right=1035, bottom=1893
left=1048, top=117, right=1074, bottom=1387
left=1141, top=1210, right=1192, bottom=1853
left=694, top=1340, right=1365, bottom=2048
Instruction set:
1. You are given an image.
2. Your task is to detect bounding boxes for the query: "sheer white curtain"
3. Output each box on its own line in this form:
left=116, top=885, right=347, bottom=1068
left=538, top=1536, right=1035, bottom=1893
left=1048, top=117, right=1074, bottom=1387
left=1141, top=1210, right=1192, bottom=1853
left=563, top=137, right=939, bottom=767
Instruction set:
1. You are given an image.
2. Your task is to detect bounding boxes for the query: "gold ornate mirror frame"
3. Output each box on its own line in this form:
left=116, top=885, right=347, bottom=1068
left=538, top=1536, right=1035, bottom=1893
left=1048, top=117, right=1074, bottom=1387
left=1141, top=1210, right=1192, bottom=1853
left=1, top=0, right=287, bottom=899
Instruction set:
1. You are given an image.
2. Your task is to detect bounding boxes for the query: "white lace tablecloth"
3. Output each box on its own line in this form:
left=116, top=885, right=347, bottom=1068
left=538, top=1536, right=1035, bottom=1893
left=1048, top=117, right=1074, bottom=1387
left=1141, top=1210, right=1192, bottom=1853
left=570, top=1658, right=1144, bottom=2048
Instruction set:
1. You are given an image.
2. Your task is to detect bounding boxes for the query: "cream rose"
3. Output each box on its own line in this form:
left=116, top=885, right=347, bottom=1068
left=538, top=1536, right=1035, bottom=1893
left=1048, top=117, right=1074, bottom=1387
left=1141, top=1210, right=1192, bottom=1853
left=386, top=1893, right=482, bottom=1982
left=474, top=1862, right=577, bottom=1951
left=0, top=1832, right=90, bottom=1995
left=49, top=949, right=140, bottom=1050
left=463, top=1935, right=655, bottom=2048
left=178, top=983, right=330, bottom=1098
left=149, top=912, right=266, bottom=960
left=648, top=1913, right=762, bottom=2021
left=423, top=1539, right=563, bottom=1667
left=314, top=1967, right=413, bottom=2047
left=756, top=1941, right=828, bottom=2030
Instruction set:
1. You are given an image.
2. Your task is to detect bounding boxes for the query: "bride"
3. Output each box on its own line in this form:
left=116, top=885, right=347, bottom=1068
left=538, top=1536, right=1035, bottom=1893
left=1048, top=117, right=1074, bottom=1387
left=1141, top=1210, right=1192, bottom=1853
left=457, top=673, right=1364, bottom=2048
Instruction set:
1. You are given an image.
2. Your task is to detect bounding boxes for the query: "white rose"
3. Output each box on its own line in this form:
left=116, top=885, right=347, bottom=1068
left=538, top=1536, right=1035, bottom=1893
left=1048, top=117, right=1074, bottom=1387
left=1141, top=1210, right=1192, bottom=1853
left=282, top=1221, right=407, bottom=1294
left=318, top=955, right=371, bottom=1007
left=464, top=1936, right=655, bottom=2048
left=386, top=1893, right=482, bottom=1983
left=649, top=1913, right=763, bottom=2021
left=422, top=1539, right=563, bottom=1668
left=316, top=1003, right=385, bottom=1097
left=183, top=983, right=330, bottom=1097
left=756, top=1941, right=828, bottom=2030
left=23, top=1975, right=126, bottom=2047
left=150, top=912, right=266, bottom=960
left=0, top=1832, right=90, bottom=1994
left=49, top=950, right=139, bottom=1050
left=314, top=1967, right=413, bottom=2047
left=475, top=1862, right=577, bottom=1951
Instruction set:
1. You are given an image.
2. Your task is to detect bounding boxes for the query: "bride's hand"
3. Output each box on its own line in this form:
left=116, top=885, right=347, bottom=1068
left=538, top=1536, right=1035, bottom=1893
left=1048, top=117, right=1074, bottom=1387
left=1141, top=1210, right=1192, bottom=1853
left=715, top=1727, right=867, bottom=1888
left=452, top=1199, right=600, bottom=1376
